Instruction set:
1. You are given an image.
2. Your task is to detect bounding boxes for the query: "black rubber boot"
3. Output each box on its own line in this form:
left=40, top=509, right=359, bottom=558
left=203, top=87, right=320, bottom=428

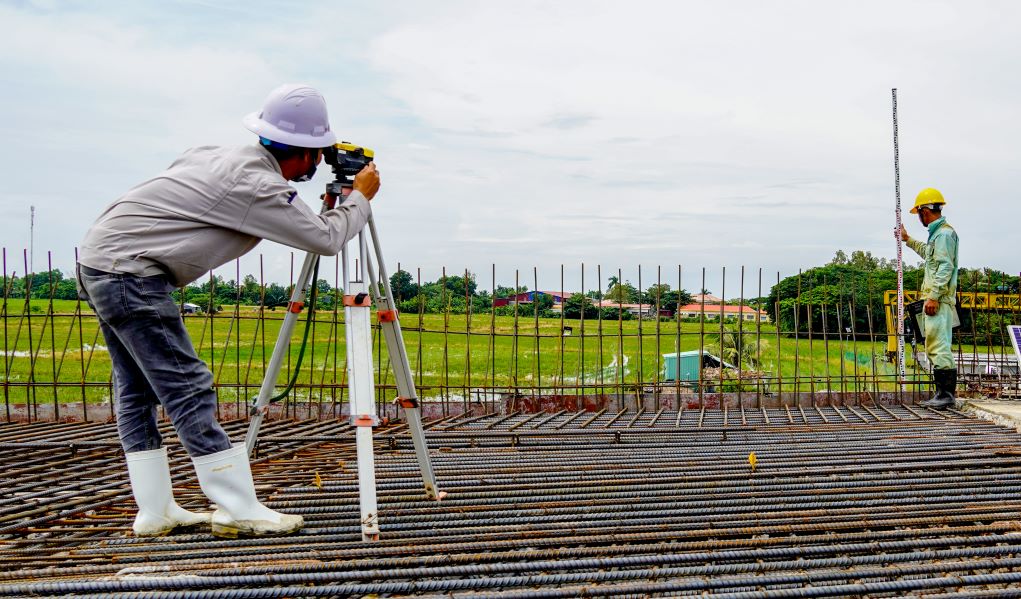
left=920, top=369, right=955, bottom=410
left=943, top=368, right=958, bottom=404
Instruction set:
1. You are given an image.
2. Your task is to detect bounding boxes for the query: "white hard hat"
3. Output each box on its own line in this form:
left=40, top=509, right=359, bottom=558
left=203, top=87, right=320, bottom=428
left=243, top=84, right=337, bottom=148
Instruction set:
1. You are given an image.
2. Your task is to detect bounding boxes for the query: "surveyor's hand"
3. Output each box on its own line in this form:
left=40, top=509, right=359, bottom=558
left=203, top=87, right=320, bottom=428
left=354, top=163, right=380, bottom=201
left=924, top=299, right=939, bottom=316
left=896, top=224, right=909, bottom=243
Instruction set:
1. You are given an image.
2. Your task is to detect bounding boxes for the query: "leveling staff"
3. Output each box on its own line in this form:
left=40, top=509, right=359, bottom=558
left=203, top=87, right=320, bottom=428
left=897, top=188, right=960, bottom=410
left=76, top=84, right=380, bottom=537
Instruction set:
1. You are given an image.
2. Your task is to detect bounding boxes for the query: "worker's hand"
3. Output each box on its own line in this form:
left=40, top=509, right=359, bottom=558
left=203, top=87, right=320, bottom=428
left=354, top=163, right=380, bottom=201
left=896, top=224, right=909, bottom=243
left=924, top=299, right=939, bottom=316
left=320, top=193, right=338, bottom=210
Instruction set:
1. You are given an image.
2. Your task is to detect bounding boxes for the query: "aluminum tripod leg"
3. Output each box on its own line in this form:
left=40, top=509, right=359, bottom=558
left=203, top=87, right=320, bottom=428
left=363, top=215, right=442, bottom=500
left=244, top=251, right=319, bottom=457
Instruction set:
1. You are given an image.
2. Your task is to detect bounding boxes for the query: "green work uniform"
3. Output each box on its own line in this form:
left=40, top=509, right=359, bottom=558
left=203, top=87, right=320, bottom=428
left=906, top=217, right=959, bottom=370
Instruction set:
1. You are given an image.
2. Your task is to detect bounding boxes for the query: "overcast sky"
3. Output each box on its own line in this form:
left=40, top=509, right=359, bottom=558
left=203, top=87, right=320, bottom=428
left=1, top=0, right=1017, bottom=296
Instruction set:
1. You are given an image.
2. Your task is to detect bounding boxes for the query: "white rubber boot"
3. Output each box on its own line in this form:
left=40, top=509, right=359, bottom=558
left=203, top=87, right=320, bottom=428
left=192, top=445, right=303, bottom=538
left=125, top=447, right=210, bottom=536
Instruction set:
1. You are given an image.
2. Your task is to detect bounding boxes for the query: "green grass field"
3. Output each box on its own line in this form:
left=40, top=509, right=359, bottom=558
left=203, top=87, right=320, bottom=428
left=0, top=297, right=951, bottom=407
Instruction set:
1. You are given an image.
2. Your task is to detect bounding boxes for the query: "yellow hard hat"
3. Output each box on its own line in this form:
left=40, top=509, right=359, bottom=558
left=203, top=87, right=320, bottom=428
left=910, top=188, right=946, bottom=214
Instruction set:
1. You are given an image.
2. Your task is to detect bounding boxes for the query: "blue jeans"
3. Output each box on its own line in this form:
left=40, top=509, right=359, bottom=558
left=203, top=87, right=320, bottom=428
left=77, top=265, right=231, bottom=457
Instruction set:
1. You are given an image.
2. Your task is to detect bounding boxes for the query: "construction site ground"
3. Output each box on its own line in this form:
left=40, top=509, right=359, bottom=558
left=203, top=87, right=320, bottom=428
left=3, top=400, right=1021, bottom=598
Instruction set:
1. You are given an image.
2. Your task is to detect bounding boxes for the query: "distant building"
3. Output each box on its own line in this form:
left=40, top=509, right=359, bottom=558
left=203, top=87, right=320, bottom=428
left=691, top=293, right=723, bottom=305
left=592, top=300, right=659, bottom=318
left=181, top=302, right=202, bottom=315
left=494, top=290, right=573, bottom=308
left=676, top=303, right=770, bottom=322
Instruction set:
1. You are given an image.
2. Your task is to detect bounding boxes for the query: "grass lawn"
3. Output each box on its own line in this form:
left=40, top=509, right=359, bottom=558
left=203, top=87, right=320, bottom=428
left=0, top=298, right=959, bottom=407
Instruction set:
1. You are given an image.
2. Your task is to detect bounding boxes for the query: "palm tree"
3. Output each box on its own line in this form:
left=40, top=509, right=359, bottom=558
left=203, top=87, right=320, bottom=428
left=706, top=326, right=770, bottom=369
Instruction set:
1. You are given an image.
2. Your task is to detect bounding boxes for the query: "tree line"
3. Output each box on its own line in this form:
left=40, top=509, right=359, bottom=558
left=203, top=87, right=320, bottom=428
left=389, top=271, right=695, bottom=320
left=14, top=254, right=1011, bottom=345
left=766, top=250, right=1019, bottom=345
left=0, top=268, right=696, bottom=319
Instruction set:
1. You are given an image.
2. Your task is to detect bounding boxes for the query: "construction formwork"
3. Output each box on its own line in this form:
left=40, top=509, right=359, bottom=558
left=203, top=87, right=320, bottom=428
left=3, top=408, right=1021, bottom=597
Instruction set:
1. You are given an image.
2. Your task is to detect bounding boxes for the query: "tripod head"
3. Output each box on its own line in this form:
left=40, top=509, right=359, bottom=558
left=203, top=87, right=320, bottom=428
left=324, top=142, right=374, bottom=199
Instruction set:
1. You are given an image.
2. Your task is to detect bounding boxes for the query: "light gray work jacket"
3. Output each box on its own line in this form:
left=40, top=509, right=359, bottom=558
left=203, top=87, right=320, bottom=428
left=79, top=144, right=370, bottom=286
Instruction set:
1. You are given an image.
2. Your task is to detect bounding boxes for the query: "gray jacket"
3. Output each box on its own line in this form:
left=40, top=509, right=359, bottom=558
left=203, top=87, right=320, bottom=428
left=79, top=144, right=370, bottom=287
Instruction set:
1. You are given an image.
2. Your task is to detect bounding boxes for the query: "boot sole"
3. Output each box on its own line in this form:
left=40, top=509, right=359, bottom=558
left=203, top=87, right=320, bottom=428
left=133, top=528, right=173, bottom=537
left=135, top=520, right=209, bottom=537
left=211, top=521, right=303, bottom=538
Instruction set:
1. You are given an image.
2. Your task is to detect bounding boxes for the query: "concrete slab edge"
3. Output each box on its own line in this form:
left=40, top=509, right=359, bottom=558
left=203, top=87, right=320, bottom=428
left=962, top=399, right=1021, bottom=433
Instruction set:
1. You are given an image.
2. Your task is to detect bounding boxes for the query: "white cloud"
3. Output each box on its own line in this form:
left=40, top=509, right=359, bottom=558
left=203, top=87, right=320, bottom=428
left=0, top=0, right=1017, bottom=294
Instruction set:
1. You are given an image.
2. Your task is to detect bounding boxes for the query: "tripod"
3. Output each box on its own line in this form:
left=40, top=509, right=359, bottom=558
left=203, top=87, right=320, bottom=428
left=244, top=186, right=442, bottom=542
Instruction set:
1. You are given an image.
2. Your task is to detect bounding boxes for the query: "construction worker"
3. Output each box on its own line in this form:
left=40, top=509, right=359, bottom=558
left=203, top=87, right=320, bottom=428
left=897, top=187, right=960, bottom=409
left=76, top=84, right=380, bottom=537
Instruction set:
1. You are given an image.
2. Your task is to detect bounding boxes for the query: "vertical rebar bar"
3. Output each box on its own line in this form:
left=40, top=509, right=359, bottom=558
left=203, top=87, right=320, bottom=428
left=597, top=265, right=604, bottom=406
left=616, top=268, right=625, bottom=410
left=489, top=264, right=497, bottom=412
left=258, top=256, right=267, bottom=420
left=558, top=264, right=565, bottom=402
left=533, top=267, right=541, bottom=403
left=698, top=268, right=706, bottom=408
left=675, top=265, right=682, bottom=405
left=23, top=250, right=36, bottom=421
left=654, top=265, right=662, bottom=411
left=74, top=248, right=87, bottom=421
left=865, top=272, right=882, bottom=402
left=835, top=274, right=848, bottom=400
left=794, top=270, right=802, bottom=401
left=820, top=271, right=831, bottom=400
left=441, top=267, right=450, bottom=415
left=718, top=267, right=726, bottom=405
left=464, top=267, right=472, bottom=414
left=2, top=248, right=9, bottom=421
left=513, top=269, right=520, bottom=401
left=580, top=263, right=587, bottom=401
left=637, top=265, right=644, bottom=407
left=737, top=266, right=745, bottom=407
left=774, top=272, right=783, bottom=403
left=45, top=253, right=57, bottom=416
left=755, top=268, right=763, bottom=408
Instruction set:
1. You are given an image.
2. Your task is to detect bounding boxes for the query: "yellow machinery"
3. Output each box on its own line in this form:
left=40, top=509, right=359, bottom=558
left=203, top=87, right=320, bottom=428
left=883, top=290, right=1021, bottom=355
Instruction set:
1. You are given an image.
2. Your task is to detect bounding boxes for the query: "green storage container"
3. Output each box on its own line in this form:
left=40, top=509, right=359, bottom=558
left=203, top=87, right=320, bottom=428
left=662, top=350, right=734, bottom=382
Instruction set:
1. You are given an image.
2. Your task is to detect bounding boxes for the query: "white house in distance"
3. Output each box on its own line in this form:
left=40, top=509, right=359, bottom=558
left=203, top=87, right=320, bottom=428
left=691, top=293, right=723, bottom=305
left=181, top=302, right=203, bottom=315
left=548, top=299, right=666, bottom=318
left=593, top=300, right=661, bottom=318
left=676, top=303, right=770, bottom=322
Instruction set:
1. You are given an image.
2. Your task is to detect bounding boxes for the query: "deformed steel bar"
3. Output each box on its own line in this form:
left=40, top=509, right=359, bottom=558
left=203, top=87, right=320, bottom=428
left=7, top=531, right=1021, bottom=583
left=4, top=414, right=1021, bottom=597
left=16, top=563, right=1021, bottom=598
left=9, top=551, right=1021, bottom=597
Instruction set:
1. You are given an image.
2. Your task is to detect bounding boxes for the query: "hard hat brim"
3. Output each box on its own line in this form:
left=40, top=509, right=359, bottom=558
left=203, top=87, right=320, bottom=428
left=243, top=112, right=337, bottom=149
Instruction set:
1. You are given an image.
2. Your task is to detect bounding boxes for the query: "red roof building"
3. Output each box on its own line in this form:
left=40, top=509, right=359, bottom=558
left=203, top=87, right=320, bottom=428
left=676, top=303, right=770, bottom=322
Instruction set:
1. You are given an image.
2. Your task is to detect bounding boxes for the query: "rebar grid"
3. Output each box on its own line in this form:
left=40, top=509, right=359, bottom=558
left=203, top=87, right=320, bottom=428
left=4, top=252, right=1020, bottom=423
left=2, top=412, right=1021, bottom=597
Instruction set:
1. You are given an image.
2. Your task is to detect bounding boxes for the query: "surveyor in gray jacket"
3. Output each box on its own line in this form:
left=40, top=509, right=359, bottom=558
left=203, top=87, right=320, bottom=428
left=77, top=84, right=380, bottom=538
